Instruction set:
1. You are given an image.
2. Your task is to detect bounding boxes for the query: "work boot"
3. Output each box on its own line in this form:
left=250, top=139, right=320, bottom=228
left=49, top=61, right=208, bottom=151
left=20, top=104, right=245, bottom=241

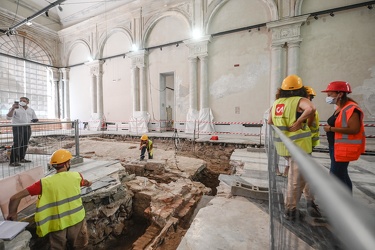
left=307, top=201, right=322, bottom=218
left=284, top=208, right=301, bottom=221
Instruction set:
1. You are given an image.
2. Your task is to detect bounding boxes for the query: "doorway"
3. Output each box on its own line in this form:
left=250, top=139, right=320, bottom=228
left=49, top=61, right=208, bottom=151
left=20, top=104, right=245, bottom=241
left=160, top=72, right=175, bottom=131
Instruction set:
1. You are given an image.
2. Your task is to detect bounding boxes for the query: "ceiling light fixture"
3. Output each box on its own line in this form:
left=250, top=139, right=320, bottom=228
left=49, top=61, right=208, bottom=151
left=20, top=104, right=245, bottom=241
left=368, top=5, right=373, bottom=9
left=45, top=11, right=49, bottom=17
left=314, top=15, right=318, bottom=20
left=330, top=12, right=334, bottom=17
left=58, top=4, right=63, bottom=11
left=26, top=21, right=32, bottom=26
left=257, top=27, right=260, bottom=31
left=176, top=43, right=179, bottom=47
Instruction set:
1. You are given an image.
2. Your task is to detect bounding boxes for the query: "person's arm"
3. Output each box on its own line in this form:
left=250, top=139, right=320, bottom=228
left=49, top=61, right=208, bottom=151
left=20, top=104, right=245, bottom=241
left=289, top=98, right=316, bottom=132
left=324, top=111, right=361, bottom=134
left=267, top=107, right=273, bottom=125
left=82, top=179, right=92, bottom=187
left=6, top=104, right=18, bottom=119
left=307, top=112, right=316, bottom=127
left=7, top=189, right=30, bottom=221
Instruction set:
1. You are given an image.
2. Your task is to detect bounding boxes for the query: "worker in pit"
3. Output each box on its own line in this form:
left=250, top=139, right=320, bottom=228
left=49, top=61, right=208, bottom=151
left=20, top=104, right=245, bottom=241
left=7, top=149, right=92, bottom=249
left=139, top=134, right=153, bottom=161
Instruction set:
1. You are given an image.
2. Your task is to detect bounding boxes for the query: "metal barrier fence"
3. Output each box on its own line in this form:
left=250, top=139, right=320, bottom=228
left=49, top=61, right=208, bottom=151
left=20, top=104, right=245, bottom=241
left=0, top=120, right=80, bottom=179
left=266, top=123, right=375, bottom=250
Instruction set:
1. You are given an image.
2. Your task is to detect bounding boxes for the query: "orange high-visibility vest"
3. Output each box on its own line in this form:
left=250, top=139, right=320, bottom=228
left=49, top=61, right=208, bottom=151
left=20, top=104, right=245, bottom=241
left=334, top=101, right=366, bottom=162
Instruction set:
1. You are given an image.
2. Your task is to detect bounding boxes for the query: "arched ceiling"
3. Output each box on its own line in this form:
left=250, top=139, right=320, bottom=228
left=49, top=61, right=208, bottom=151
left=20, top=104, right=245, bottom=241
left=1, top=0, right=137, bottom=31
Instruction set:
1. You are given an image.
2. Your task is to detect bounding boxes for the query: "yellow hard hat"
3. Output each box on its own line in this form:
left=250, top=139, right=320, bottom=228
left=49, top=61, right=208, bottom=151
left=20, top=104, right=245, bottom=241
left=141, top=134, right=148, bottom=140
left=281, top=75, right=303, bottom=90
left=50, top=149, right=72, bottom=165
left=305, top=86, right=316, bottom=96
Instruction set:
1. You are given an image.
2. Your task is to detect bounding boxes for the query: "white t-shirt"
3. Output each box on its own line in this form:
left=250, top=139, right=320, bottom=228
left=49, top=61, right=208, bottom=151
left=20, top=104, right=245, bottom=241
left=7, top=106, right=38, bottom=124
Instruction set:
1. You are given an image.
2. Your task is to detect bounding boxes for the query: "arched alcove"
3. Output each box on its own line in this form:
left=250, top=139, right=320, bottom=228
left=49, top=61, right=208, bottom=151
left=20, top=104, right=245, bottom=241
left=144, top=11, right=190, bottom=48
left=67, top=40, right=91, bottom=66
left=207, top=0, right=271, bottom=34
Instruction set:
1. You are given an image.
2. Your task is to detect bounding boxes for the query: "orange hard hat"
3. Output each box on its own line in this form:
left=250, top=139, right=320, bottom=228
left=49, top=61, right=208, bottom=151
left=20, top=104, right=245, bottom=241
left=141, top=134, right=148, bottom=140
left=321, top=81, right=352, bottom=93
left=305, top=86, right=316, bottom=96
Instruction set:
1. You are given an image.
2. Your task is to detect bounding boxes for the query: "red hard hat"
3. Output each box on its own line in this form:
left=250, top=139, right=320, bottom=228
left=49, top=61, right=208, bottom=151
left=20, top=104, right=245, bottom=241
left=321, top=81, right=352, bottom=93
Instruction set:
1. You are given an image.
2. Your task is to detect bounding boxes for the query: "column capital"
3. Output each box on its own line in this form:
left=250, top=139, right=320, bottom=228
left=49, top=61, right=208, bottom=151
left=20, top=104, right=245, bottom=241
left=85, top=60, right=104, bottom=76
left=127, top=50, right=148, bottom=68
left=59, top=68, right=70, bottom=80
left=266, top=15, right=308, bottom=45
left=184, top=35, right=211, bottom=58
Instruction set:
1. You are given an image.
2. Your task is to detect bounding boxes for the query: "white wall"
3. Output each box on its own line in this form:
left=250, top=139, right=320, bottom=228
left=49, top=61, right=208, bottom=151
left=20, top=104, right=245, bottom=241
left=299, top=4, right=375, bottom=121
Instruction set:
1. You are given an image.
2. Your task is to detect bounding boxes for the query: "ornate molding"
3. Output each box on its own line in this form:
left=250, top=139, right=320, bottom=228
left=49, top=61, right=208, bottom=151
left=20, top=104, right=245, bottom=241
left=127, top=50, right=148, bottom=68
left=85, top=60, right=104, bottom=76
left=266, top=15, right=308, bottom=45
left=183, top=35, right=211, bottom=58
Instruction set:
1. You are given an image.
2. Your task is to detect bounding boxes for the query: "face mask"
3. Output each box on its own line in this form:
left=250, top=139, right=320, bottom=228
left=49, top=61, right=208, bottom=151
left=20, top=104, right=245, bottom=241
left=325, top=96, right=337, bottom=105
left=19, top=101, right=27, bottom=106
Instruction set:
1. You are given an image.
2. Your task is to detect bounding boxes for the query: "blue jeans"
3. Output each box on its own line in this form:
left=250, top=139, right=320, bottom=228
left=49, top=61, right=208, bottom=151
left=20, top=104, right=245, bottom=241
left=329, top=146, right=352, bottom=192
left=140, top=147, right=153, bottom=160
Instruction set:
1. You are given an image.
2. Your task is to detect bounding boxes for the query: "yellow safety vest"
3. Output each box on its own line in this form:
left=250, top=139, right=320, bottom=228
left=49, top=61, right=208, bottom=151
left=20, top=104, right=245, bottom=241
left=35, top=172, right=85, bottom=237
left=147, top=139, right=153, bottom=156
left=310, top=110, right=320, bottom=147
left=271, top=97, right=312, bottom=156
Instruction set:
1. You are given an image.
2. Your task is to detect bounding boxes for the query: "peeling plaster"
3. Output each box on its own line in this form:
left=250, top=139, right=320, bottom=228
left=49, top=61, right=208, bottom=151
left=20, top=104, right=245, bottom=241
left=210, top=57, right=268, bottom=99
left=353, top=65, right=375, bottom=119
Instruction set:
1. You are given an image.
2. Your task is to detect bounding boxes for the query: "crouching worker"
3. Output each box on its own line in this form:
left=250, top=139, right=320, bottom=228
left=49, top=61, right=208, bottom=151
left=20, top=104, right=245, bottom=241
left=139, top=134, right=153, bottom=161
left=7, top=149, right=92, bottom=250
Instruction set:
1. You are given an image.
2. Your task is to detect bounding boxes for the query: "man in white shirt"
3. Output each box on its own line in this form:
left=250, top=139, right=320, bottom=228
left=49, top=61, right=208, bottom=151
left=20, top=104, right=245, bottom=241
left=7, top=97, right=38, bottom=166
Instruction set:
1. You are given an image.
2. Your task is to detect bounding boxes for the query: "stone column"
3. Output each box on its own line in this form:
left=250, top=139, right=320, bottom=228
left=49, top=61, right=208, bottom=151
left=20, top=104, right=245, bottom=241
left=287, top=41, right=301, bottom=75
left=96, top=61, right=104, bottom=117
left=267, top=15, right=309, bottom=105
left=91, top=74, right=97, bottom=114
left=127, top=50, right=149, bottom=133
left=188, top=57, right=198, bottom=110
left=199, top=55, right=208, bottom=109
left=139, top=65, right=147, bottom=112
left=270, top=43, right=285, bottom=104
left=60, top=68, right=70, bottom=121
left=52, top=68, right=60, bottom=118
left=131, top=66, right=140, bottom=112
left=184, top=36, right=212, bottom=133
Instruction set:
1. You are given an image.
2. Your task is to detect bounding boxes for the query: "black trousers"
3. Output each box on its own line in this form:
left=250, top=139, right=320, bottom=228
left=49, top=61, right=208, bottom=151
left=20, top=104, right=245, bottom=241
left=10, top=125, right=32, bottom=163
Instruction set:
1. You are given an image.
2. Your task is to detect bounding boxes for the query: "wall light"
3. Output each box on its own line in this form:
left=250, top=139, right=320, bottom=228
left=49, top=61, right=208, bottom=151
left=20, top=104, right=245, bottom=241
left=160, top=47, right=163, bottom=51
left=248, top=29, right=251, bottom=32
left=368, top=5, right=373, bottom=10
left=314, top=15, right=318, bottom=20
left=58, top=5, right=63, bottom=12
left=330, top=12, right=334, bottom=17
left=257, top=27, right=260, bottom=31
left=45, top=11, right=49, bottom=17
left=26, top=21, right=32, bottom=26
left=132, top=44, right=138, bottom=52
left=176, top=43, right=179, bottom=47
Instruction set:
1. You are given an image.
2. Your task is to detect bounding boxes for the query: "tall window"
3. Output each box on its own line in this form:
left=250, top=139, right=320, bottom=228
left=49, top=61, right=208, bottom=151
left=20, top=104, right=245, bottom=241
left=0, top=34, right=53, bottom=118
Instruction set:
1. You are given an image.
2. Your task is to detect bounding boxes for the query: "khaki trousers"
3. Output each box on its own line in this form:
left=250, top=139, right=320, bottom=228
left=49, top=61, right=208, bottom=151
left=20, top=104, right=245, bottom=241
left=284, top=157, right=314, bottom=211
left=49, top=220, right=88, bottom=250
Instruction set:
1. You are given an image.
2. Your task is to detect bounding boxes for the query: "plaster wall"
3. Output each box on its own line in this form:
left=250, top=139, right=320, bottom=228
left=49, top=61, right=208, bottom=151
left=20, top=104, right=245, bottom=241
left=68, top=43, right=92, bottom=121
left=147, top=46, right=189, bottom=122
left=300, top=0, right=370, bottom=14
left=102, top=31, right=132, bottom=122
left=102, top=57, right=132, bottom=122
left=208, top=31, right=271, bottom=123
left=208, top=0, right=270, bottom=34
left=146, top=15, right=190, bottom=122
left=299, top=6, right=375, bottom=121
left=69, top=65, right=92, bottom=121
